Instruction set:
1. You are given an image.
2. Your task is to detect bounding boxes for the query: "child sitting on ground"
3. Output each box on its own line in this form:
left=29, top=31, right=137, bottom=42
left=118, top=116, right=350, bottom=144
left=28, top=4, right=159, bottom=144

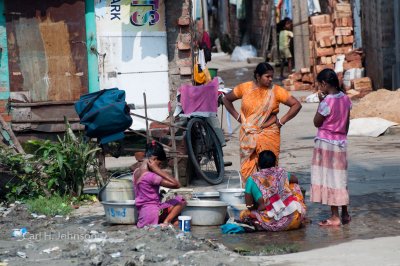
left=133, top=141, right=186, bottom=228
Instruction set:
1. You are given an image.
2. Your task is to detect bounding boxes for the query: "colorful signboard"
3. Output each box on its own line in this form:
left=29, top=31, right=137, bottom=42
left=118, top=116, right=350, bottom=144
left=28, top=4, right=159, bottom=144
left=95, top=0, right=166, bottom=33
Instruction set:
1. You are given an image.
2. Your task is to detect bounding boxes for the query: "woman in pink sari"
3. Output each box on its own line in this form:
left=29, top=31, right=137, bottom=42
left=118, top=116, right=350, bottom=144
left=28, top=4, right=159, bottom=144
left=133, top=141, right=186, bottom=228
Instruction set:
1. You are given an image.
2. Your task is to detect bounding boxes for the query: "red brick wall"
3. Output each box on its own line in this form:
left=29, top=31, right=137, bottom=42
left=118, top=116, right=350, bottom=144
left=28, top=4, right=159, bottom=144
left=0, top=100, right=10, bottom=122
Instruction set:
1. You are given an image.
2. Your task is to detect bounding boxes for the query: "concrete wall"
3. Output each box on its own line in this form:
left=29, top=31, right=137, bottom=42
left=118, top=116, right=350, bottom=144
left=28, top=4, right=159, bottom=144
left=250, top=0, right=270, bottom=52
left=0, top=0, right=10, bottom=122
left=361, top=0, right=396, bottom=89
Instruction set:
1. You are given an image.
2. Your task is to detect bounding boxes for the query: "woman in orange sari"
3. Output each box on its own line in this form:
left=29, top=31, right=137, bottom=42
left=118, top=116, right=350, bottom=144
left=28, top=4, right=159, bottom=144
left=223, top=62, right=302, bottom=183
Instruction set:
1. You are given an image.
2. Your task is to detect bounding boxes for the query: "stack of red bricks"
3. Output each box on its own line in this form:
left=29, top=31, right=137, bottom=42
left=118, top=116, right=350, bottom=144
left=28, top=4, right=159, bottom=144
left=283, top=0, right=372, bottom=99
left=309, top=2, right=357, bottom=79
left=282, top=68, right=314, bottom=91
left=346, top=77, right=373, bottom=100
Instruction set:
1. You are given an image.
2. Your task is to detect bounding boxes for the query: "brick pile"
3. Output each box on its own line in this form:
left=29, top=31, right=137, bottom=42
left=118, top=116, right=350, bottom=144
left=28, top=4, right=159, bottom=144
left=282, top=68, right=314, bottom=91
left=283, top=0, right=372, bottom=99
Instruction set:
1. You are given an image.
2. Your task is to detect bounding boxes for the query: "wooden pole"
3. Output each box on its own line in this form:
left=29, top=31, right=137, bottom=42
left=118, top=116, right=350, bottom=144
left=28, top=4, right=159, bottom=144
left=0, top=115, right=25, bottom=154
left=169, top=114, right=179, bottom=181
left=143, top=92, right=150, bottom=143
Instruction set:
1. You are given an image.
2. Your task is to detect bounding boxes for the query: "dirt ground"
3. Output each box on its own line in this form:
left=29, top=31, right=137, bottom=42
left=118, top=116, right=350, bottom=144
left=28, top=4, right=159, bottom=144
left=0, top=203, right=253, bottom=265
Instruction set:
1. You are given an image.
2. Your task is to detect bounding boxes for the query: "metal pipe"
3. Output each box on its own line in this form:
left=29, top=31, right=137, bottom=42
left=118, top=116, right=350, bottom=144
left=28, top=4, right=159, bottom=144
left=143, top=92, right=150, bottom=143
left=129, top=112, right=187, bottom=130
left=201, top=0, right=209, bottom=32
left=10, top=101, right=75, bottom=107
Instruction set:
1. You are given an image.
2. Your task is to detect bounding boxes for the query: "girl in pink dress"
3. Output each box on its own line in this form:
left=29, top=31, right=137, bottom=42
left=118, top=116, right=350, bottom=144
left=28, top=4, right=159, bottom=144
left=311, top=69, right=352, bottom=226
left=133, top=141, right=186, bottom=228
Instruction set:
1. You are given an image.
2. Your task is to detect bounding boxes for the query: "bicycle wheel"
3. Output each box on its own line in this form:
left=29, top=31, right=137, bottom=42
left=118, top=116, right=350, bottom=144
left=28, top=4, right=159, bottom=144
left=186, top=117, right=224, bottom=185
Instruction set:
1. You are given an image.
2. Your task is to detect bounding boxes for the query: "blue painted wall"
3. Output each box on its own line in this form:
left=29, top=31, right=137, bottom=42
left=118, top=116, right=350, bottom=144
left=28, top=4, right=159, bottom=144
left=0, top=0, right=10, bottom=99
left=85, top=0, right=100, bottom=93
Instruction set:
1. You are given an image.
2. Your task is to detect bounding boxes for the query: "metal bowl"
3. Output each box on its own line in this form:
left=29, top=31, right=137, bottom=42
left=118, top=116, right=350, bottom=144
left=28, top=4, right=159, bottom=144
left=192, top=191, right=220, bottom=201
left=182, top=200, right=228, bottom=226
left=217, top=188, right=245, bottom=205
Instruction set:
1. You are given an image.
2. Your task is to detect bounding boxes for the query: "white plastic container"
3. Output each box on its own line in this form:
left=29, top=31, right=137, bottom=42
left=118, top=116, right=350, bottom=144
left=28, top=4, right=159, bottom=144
left=101, top=200, right=137, bottom=225
left=218, top=188, right=245, bottom=205
left=182, top=200, right=228, bottom=226
left=98, top=178, right=135, bottom=202
left=178, top=216, right=192, bottom=232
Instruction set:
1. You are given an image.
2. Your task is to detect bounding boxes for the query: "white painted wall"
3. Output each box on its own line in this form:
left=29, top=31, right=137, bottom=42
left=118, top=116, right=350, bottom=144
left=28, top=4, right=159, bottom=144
left=95, top=0, right=169, bottom=130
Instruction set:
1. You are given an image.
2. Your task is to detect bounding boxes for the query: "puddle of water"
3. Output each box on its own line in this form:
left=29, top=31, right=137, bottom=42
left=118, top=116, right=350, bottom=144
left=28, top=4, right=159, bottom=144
left=191, top=192, right=400, bottom=255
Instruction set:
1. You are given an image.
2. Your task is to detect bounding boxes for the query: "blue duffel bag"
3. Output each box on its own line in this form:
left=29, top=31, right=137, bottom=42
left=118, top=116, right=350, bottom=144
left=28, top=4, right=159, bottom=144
left=74, top=88, right=133, bottom=144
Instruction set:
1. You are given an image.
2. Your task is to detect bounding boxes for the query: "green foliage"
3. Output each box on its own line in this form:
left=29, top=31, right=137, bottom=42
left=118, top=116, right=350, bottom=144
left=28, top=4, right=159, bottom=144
left=26, top=194, right=73, bottom=216
left=28, top=121, right=101, bottom=197
left=1, top=119, right=101, bottom=200
left=0, top=148, right=45, bottom=200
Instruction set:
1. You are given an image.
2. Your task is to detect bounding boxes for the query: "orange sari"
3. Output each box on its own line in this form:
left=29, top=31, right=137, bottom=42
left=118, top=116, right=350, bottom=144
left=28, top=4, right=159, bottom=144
left=233, top=82, right=291, bottom=183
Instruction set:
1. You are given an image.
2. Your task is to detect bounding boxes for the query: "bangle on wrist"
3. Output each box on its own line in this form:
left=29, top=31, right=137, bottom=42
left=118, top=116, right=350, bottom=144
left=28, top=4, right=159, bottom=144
left=277, top=118, right=284, bottom=126
left=236, top=113, right=241, bottom=121
left=246, top=204, right=253, bottom=208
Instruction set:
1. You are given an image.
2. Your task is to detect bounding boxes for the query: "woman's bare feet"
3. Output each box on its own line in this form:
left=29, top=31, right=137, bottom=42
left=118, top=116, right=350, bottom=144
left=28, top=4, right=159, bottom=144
left=341, top=214, right=351, bottom=225
left=318, top=216, right=341, bottom=226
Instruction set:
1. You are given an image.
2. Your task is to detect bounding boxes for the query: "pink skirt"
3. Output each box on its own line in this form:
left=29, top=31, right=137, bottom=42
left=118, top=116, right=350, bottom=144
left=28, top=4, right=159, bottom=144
left=310, top=140, right=349, bottom=206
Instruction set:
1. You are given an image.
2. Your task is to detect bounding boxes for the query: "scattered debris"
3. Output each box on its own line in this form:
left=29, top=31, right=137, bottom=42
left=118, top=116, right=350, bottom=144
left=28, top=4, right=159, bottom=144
left=43, top=247, right=60, bottom=254
left=16, top=251, right=27, bottom=258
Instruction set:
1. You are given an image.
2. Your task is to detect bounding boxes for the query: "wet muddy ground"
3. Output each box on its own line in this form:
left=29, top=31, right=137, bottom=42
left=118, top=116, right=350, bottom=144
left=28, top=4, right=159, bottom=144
left=1, top=60, right=399, bottom=265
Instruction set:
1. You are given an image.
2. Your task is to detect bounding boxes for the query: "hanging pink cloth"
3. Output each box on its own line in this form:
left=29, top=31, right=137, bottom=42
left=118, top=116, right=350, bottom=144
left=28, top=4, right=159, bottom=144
left=201, top=31, right=212, bottom=50
left=179, top=77, right=218, bottom=117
